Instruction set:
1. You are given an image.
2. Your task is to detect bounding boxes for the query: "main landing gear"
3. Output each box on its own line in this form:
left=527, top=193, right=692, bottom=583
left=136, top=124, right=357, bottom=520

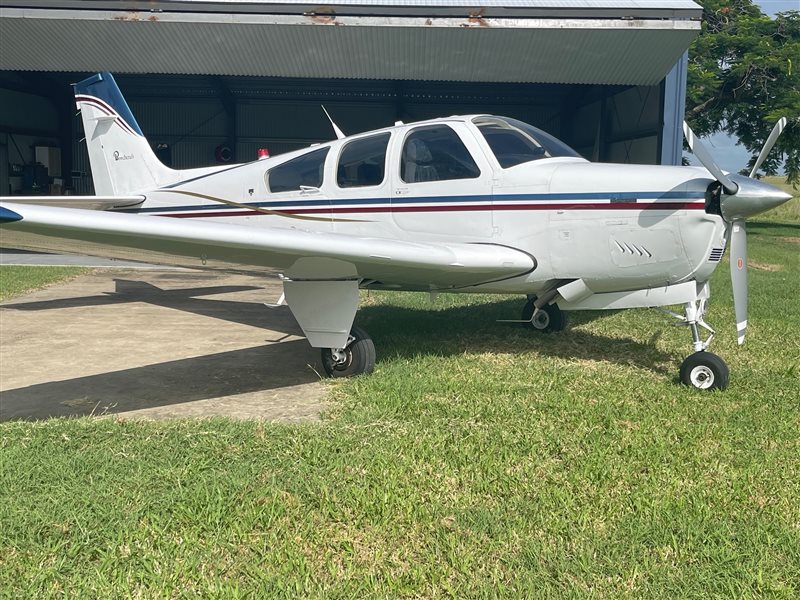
left=667, top=299, right=730, bottom=391
left=321, top=326, right=376, bottom=378
left=522, top=296, right=569, bottom=332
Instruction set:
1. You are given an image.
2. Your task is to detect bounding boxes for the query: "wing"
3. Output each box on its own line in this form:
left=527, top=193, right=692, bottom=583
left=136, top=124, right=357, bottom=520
left=0, top=203, right=534, bottom=288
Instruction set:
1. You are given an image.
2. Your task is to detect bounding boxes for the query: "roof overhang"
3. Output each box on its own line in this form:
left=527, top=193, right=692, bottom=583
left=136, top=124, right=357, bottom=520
left=0, top=1, right=702, bottom=85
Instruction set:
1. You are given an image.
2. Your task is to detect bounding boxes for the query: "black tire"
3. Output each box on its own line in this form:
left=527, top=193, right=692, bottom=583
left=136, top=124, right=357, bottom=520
left=321, top=326, right=376, bottom=378
left=679, top=351, right=729, bottom=391
left=522, top=298, right=569, bottom=332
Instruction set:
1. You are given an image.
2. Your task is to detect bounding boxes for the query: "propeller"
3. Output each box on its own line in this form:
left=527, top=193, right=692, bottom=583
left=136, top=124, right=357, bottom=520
left=729, top=220, right=748, bottom=344
left=749, top=117, right=787, bottom=178
left=683, top=119, right=792, bottom=345
left=683, top=122, right=738, bottom=195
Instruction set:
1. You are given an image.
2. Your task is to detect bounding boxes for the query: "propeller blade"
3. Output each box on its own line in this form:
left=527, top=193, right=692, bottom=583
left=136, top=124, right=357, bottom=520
left=749, top=117, right=788, bottom=178
left=683, top=122, right=738, bottom=195
left=729, top=220, right=748, bottom=345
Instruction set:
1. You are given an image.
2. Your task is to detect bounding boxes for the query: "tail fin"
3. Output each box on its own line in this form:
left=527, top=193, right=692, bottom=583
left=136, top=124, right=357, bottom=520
left=74, top=72, right=176, bottom=195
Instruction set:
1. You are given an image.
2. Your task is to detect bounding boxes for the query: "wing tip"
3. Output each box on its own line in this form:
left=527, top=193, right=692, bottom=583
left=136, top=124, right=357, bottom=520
left=0, top=205, right=23, bottom=224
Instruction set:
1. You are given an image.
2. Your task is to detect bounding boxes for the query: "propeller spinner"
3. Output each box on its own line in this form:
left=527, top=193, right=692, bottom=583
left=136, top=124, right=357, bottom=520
left=683, top=119, right=793, bottom=345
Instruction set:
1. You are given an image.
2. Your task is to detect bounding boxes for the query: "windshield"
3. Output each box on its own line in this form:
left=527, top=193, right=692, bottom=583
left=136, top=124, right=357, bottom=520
left=473, top=116, right=581, bottom=168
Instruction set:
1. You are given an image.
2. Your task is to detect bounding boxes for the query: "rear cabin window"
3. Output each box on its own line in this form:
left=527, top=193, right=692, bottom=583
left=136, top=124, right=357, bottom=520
left=267, top=147, right=329, bottom=193
left=337, top=133, right=390, bottom=188
left=400, top=125, right=480, bottom=184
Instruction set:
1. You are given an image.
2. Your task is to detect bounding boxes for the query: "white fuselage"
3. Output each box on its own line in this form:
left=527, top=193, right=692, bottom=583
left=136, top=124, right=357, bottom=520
left=121, top=117, right=726, bottom=295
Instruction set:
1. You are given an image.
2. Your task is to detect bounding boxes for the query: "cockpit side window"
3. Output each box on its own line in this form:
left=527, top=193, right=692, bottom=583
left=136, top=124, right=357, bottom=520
left=401, top=125, right=481, bottom=184
left=474, top=117, right=581, bottom=168
left=337, top=133, right=390, bottom=188
left=266, top=147, right=329, bottom=193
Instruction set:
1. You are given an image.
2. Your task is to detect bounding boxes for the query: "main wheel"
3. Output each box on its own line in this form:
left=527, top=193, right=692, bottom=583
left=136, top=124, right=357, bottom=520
left=679, top=351, right=729, bottom=391
left=522, top=298, right=569, bottom=332
left=321, top=326, right=376, bottom=378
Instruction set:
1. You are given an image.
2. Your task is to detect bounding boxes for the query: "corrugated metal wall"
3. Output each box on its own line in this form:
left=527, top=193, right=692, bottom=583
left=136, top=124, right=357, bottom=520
left=567, top=83, right=662, bottom=165
left=0, top=89, right=61, bottom=194
left=605, top=85, right=661, bottom=164
left=69, top=77, right=577, bottom=193
left=68, top=76, right=662, bottom=194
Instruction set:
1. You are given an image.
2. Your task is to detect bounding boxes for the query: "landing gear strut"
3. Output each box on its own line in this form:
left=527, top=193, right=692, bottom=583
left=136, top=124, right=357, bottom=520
left=321, top=326, right=376, bottom=378
left=522, top=296, right=569, bottom=332
left=667, top=299, right=730, bottom=391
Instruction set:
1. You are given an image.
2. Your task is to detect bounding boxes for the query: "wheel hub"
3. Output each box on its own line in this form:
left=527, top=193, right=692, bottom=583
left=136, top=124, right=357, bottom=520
left=689, top=365, right=715, bottom=389
left=330, top=348, right=348, bottom=365
left=330, top=334, right=356, bottom=365
left=531, top=309, right=550, bottom=329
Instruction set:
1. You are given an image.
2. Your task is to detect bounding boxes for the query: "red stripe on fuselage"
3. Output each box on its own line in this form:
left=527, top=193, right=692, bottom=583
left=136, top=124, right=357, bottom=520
left=158, top=202, right=706, bottom=219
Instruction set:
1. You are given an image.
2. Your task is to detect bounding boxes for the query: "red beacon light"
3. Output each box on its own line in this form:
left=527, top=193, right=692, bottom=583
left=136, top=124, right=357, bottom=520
left=257, top=148, right=270, bottom=160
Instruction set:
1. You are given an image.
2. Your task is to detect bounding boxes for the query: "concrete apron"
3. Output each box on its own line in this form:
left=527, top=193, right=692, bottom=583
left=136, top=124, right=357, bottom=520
left=0, top=269, right=326, bottom=421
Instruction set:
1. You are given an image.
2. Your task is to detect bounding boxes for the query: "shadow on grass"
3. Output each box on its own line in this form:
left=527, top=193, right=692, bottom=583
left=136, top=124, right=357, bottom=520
left=357, top=300, right=675, bottom=376
left=1, top=279, right=675, bottom=421
left=748, top=221, right=800, bottom=235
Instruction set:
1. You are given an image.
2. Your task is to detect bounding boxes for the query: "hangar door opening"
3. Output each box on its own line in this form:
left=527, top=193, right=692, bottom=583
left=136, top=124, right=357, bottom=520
left=62, top=75, right=668, bottom=195
left=0, top=1, right=699, bottom=196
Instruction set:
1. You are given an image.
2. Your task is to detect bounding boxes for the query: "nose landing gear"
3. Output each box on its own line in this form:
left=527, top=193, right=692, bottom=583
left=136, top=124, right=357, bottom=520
left=666, top=299, right=730, bottom=391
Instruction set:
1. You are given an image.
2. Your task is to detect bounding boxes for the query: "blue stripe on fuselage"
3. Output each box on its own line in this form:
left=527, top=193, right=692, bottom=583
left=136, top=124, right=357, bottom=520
left=118, top=190, right=706, bottom=214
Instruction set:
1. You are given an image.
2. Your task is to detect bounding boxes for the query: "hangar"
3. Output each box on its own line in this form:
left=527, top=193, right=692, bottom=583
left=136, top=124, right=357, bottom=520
left=0, top=0, right=701, bottom=196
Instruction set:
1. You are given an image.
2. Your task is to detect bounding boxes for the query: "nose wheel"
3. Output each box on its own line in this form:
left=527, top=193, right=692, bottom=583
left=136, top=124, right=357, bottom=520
left=321, top=326, right=376, bottom=378
left=679, top=351, right=729, bottom=391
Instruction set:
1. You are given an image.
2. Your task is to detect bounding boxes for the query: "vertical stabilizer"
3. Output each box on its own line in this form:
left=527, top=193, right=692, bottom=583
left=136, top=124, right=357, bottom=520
left=74, top=72, right=175, bottom=195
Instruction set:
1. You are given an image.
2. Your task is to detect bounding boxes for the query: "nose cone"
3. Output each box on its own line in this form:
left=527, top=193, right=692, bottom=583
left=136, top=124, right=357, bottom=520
left=721, top=174, right=794, bottom=221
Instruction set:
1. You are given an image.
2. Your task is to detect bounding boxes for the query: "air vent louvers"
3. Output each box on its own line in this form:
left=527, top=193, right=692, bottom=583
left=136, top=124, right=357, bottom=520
left=708, top=248, right=724, bottom=262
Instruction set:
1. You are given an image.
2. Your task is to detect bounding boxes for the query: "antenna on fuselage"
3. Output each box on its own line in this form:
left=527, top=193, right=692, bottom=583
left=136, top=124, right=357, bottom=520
left=321, top=106, right=346, bottom=140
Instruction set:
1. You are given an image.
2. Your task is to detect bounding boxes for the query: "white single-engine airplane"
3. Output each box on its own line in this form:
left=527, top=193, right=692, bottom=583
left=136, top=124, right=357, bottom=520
left=0, top=73, right=793, bottom=390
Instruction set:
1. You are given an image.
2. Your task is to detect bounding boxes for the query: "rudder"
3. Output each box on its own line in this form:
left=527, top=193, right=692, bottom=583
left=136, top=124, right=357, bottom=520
left=74, top=72, right=176, bottom=195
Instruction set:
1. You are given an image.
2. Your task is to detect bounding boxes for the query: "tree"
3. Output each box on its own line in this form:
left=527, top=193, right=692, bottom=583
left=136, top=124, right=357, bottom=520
left=686, top=1, right=800, bottom=184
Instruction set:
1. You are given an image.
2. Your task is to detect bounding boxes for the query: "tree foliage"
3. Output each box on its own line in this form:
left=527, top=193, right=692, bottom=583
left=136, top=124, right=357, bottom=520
left=686, top=1, right=800, bottom=183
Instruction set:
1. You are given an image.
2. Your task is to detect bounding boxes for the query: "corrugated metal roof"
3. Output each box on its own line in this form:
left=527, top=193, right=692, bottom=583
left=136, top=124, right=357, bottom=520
left=0, top=7, right=700, bottom=85
left=0, top=1, right=703, bottom=18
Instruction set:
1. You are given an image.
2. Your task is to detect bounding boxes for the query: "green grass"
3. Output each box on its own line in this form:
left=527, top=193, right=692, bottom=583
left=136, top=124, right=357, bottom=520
left=2, top=211, right=800, bottom=596
left=0, top=266, right=87, bottom=301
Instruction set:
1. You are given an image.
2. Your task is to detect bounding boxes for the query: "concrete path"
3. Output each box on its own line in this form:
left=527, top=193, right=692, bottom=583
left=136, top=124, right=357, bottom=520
left=0, top=269, right=326, bottom=421
left=0, top=249, right=162, bottom=268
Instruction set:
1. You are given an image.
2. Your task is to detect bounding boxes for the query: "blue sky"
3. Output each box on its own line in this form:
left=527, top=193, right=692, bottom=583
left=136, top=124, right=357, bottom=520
left=690, top=0, right=796, bottom=173
left=757, top=1, right=798, bottom=16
